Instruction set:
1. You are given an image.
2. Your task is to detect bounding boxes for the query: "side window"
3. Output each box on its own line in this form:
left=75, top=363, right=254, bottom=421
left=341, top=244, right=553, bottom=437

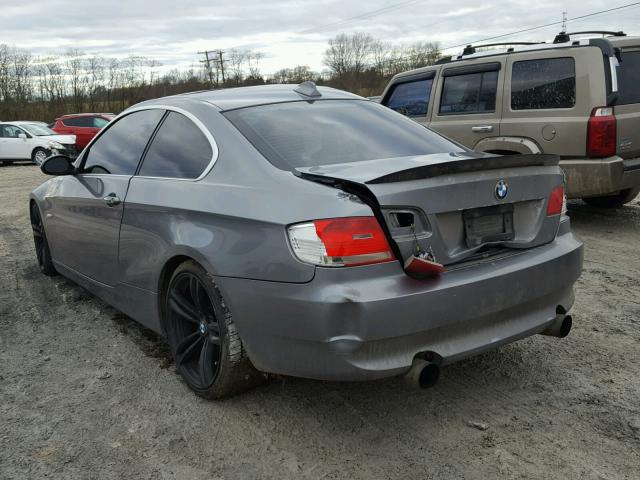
left=82, top=109, right=164, bottom=175
left=138, top=112, right=213, bottom=179
left=1, top=125, right=24, bottom=137
left=385, top=78, right=434, bottom=117
left=439, top=71, right=498, bottom=114
left=93, top=117, right=110, bottom=128
left=62, top=117, right=83, bottom=127
left=617, top=50, right=640, bottom=105
left=511, top=58, right=576, bottom=110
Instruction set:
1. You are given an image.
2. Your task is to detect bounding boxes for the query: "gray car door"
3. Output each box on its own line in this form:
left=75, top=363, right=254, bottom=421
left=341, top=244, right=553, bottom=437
left=48, top=109, right=165, bottom=286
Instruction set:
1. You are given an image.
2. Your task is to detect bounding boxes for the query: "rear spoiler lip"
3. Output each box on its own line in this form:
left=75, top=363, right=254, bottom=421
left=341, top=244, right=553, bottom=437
left=294, top=154, right=560, bottom=185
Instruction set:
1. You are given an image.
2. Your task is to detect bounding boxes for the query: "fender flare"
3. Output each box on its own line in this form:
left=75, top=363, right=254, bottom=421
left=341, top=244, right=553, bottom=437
left=474, top=136, right=543, bottom=155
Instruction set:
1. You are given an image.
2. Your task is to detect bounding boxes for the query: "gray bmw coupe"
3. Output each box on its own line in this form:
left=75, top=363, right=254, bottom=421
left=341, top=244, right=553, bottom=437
left=30, top=83, right=583, bottom=398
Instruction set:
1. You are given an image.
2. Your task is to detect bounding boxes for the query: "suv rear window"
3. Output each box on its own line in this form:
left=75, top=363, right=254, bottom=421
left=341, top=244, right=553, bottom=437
left=617, top=50, right=640, bottom=105
left=439, top=71, right=498, bottom=114
left=385, top=78, right=433, bottom=116
left=511, top=58, right=576, bottom=110
left=224, top=100, right=462, bottom=170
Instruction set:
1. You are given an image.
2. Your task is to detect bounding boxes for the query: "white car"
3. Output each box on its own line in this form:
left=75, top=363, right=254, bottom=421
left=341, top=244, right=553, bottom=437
left=0, top=121, right=76, bottom=166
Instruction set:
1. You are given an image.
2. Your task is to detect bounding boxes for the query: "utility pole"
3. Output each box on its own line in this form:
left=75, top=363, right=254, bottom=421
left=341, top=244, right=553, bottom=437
left=217, top=50, right=226, bottom=84
left=562, top=11, right=568, bottom=32
left=198, top=50, right=216, bottom=87
left=198, top=49, right=226, bottom=87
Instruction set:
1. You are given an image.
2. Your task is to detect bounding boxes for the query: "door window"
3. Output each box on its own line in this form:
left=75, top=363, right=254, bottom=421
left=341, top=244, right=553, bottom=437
left=439, top=71, right=498, bottom=114
left=385, top=78, right=434, bottom=117
left=0, top=125, right=26, bottom=138
left=511, top=58, right=576, bottom=110
left=138, top=112, right=213, bottom=179
left=92, top=117, right=110, bottom=128
left=82, top=109, right=164, bottom=175
left=62, top=117, right=93, bottom=127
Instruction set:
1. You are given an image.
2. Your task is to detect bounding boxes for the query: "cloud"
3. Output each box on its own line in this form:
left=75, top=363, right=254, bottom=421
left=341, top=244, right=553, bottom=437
left=1, top=0, right=639, bottom=73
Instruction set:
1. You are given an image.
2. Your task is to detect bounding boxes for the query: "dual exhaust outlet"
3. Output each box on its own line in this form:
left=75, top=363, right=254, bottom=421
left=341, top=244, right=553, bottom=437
left=404, top=313, right=572, bottom=389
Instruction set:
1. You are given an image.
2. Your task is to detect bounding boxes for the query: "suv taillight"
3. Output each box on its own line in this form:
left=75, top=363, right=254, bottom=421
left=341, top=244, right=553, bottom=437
left=288, top=217, right=395, bottom=267
left=587, top=107, right=616, bottom=158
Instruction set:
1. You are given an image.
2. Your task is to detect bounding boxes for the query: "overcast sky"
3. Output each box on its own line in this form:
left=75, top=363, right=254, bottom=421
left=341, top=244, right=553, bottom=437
left=2, top=0, right=640, bottom=74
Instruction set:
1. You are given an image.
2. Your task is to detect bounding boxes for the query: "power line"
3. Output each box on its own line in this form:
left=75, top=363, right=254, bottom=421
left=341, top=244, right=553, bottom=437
left=360, top=1, right=640, bottom=70
left=300, top=0, right=425, bottom=34
left=442, top=1, right=640, bottom=51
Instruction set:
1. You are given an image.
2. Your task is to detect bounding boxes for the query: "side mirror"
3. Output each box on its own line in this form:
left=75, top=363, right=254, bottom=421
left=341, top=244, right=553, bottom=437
left=18, top=133, right=27, bottom=140
left=41, top=155, right=75, bottom=176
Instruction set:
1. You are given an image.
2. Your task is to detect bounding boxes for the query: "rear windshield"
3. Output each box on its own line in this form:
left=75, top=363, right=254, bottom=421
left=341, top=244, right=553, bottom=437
left=224, top=100, right=462, bottom=170
left=617, top=50, right=640, bottom=105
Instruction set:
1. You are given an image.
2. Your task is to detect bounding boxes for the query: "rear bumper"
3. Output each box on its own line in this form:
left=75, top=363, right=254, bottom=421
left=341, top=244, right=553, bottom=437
left=561, top=156, right=640, bottom=198
left=217, top=224, right=583, bottom=381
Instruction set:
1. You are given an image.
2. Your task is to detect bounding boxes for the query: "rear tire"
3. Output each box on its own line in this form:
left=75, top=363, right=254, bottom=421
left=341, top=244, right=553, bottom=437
left=30, top=203, right=57, bottom=276
left=583, top=188, right=640, bottom=208
left=164, top=260, right=263, bottom=399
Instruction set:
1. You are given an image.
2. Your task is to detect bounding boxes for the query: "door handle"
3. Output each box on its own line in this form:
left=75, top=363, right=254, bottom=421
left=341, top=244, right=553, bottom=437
left=471, top=125, right=494, bottom=133
left=103, top=193, right=121, bottom=207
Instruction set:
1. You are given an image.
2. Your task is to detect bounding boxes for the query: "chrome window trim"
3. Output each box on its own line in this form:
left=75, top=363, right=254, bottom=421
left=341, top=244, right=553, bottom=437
left=77, top=104, right=219, bottom=182
left=609, top=56, right=619, bottom=93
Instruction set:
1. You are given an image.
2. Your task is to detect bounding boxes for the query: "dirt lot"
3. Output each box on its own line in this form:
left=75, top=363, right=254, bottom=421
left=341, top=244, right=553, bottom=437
left=1, top=163, right=639, bottom=480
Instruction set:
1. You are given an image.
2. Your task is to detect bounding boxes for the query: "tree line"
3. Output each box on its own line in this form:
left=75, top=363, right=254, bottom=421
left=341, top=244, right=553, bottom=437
left=0, top=33, right=441, bottom=122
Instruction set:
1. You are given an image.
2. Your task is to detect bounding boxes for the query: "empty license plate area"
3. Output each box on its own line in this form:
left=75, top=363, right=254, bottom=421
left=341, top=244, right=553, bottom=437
left=463, top=204, right=514, bottom=248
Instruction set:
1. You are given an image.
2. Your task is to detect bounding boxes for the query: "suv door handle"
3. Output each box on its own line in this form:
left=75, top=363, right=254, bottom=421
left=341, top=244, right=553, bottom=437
left=471, top=125, right=494, bottom=133
left=103, top=193, right=121, bottom=207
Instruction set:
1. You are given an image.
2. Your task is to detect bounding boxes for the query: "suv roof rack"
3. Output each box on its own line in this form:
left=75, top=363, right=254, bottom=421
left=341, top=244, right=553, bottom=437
left=462, top=41, right=543, bottom=56
left=553, top=30, right=626, bottom=44
left=435, top=55, right=452, bottom=65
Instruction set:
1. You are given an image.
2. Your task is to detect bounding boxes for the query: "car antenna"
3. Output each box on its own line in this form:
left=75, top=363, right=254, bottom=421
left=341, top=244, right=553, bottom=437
left=293, top=81, right=322, bottom=98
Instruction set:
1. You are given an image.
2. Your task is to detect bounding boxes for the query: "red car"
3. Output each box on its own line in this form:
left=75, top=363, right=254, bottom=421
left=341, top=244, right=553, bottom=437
left=49, top=113, right=114, bottom=150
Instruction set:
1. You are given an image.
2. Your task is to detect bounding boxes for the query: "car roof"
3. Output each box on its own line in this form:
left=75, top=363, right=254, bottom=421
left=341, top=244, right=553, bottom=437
left=150, top=84, right=364, bottom=111
left=58, top=113, right=114, bottom=118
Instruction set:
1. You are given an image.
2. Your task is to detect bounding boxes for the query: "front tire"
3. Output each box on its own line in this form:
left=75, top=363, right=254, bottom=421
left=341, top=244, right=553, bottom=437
left=30, top=203, right=57, bottom=276
left=164, top=261, right=263, bottom=399
left=32, top=148, right=49, bottom=166
left=583, top=188, right=639, bottom=208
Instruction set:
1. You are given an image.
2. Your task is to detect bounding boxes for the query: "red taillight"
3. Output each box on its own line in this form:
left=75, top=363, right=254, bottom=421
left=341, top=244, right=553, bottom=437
left=288, top=216, right=395, bottom=267
left=587, top=107, right=616, bottom=158
left=547, top=185, right=565, bottom=216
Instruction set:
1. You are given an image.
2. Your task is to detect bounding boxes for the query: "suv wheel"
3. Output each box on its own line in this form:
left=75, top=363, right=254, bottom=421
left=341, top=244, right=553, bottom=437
left=164, top=261, right=264, bottom=399
left=583, top=188, right=640, bottom=208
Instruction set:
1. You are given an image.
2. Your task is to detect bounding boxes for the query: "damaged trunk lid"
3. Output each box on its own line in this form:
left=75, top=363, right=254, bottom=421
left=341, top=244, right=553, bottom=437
left=295, top=153, right=565, bottom=267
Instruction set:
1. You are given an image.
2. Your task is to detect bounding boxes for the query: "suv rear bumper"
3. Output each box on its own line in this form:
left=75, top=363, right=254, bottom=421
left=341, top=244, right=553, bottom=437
left=217, top=223, right=583, bottom=381
left=561, top=156, right=640, bottom=198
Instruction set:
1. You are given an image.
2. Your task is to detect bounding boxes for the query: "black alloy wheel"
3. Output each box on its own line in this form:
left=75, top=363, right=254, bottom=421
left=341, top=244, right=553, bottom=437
left=167, top=271, right=223, bottom=390
left=30, top=203, right=56, bottom=276
left=164, top=261, right=263, bottom=399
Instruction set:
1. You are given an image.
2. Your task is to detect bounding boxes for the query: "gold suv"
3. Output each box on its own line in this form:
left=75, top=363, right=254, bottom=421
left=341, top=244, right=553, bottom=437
left=381, top=31, right=640, bottom=207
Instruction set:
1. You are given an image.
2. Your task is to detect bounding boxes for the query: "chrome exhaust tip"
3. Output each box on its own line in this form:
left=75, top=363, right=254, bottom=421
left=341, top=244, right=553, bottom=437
left=405, top=358, right=440, bottom=389
left=540, top=314, right=572, bottom=338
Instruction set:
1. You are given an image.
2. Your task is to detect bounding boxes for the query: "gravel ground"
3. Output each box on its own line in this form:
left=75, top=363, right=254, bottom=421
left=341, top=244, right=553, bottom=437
left=1, top=163, right=639, bottom=479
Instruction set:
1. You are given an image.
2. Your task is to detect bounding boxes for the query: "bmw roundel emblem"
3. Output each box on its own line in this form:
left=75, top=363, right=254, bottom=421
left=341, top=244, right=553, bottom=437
left=495, top=180, right=508, bottom=200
